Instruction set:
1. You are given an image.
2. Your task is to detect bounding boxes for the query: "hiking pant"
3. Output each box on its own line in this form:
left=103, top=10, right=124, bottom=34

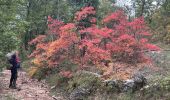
left=10, top=69, right=18, bottom=87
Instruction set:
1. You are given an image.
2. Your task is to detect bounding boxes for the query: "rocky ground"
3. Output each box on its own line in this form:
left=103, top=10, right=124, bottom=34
left=0, top=70, right=55, bottom=100
left=1, top=50, right=170, bottom=100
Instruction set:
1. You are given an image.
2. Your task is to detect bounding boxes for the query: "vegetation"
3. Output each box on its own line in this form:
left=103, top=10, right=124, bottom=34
left=1, top=0, right=170, bottom=99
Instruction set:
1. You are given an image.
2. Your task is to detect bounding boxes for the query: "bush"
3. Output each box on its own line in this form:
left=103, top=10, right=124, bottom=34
left=46, top=73, right=70, bottom=88
left=21, top=59, right=33, bottom=71
left=29, top=67, right=51, bottom=81
left=68, top=71, right=102, bottom=93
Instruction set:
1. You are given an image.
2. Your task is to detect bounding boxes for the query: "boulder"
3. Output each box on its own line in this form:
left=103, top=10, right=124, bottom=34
left=122, top=79, right=135, bottom=92
left=132, top=73, right=147, bottom=90
left=103, top=73, right=147, bottom=92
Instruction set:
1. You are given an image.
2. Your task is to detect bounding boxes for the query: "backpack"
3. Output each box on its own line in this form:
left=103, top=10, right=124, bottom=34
left=6, top=58, right=13, bottom=70
left=5, top=52, right=15, bottom=70
left=6, top=52, right=15, bottom=61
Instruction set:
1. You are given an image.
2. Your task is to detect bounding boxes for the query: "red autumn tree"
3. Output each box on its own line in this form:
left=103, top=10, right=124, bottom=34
left=29, top=6, right=159, bottom=78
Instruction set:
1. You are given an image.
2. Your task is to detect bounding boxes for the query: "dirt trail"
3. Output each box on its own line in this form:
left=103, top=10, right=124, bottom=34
left=0, top=70, right=55, bottom=100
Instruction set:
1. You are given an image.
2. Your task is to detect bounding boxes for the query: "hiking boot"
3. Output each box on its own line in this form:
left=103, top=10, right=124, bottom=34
left=9, top=84, right=13, bottom=88
left=12, top=80, right=17, bottom=89
left=9, top=81, right=13, bottom=88
left=12, top=86, right=17, bottom=89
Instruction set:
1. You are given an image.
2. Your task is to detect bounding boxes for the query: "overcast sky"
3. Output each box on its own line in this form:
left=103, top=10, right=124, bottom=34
left=116, top=0, right=132, bottom=6
left=115, top=0, right=135, bottom=16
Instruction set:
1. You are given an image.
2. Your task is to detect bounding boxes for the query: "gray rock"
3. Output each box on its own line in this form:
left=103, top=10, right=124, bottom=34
left=102, top=73, right=147, bottom=92
left=133, top=73, right=146, bottom=84
left=122, top=79, right=135, bottom=92
left=103, top=80, right=117, bottom=86
left=132, top=73, right=147, bottom=91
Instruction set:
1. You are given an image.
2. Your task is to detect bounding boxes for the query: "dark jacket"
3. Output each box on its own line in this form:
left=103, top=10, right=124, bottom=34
left=9, top=54, right=18, bottom=71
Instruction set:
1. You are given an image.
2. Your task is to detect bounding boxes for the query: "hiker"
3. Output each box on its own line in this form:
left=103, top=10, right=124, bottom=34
left=9, top=53, right=18, bottom=89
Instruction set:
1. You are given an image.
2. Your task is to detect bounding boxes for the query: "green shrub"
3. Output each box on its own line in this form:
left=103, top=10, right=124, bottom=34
left=21, top=59, right=33, bottom=71
left=58, top=59, right=78, bottom=72
left=32, top=67, right=52, bottom=81
left=67, top=71, right=102, bottom=93
left=46, top=73, right=70, bottom=87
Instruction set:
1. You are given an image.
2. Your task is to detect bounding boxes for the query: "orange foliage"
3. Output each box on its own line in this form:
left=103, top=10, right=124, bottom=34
left=29, top=6, right=160, bottom=79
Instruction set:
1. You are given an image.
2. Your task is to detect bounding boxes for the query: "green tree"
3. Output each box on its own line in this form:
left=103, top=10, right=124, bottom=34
left=132, top=0, right=164, bottom=23
left=0, top=0, right=25, bottom=70
left=150, top=0, right=170, bottom=43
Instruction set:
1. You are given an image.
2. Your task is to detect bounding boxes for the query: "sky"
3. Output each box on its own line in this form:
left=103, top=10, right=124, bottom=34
left=115, top=0, right=135, bottom=16
left=116, top=0, right=132, bottom=6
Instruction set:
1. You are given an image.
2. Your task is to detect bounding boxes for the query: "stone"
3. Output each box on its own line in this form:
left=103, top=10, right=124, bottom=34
left=50, top=86, right=56, bottom=90
left=102, top=73, right=147, bottom=92
left=103, top=80, right=117, bottom=85
left=122, top=79, right=135, bottom=92
left=132, top=73, right=147, bottom=89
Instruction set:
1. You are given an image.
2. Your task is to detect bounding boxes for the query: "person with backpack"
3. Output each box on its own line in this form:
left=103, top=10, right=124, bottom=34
left=8, top=53, right=18, bottom=89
